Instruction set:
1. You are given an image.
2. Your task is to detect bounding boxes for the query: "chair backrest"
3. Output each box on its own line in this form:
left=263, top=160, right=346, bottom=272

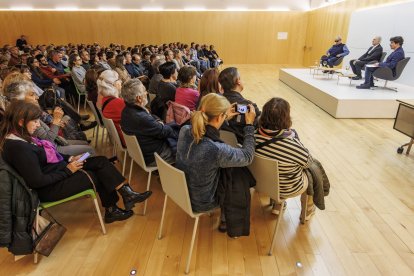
left=380, top=52, right=387, bottom=62
left=148, top=93, right=156, bottom=105
left=101, top=117, right=125, bottom=152
left=333, top=56, right=344, bottom=66
left=219, top=130, right=238, bottom=147
left=86, top=99, right=104, bottom=128
left=394, top=57, right=410, bottom=79
left=247, top=153, right=280, bottom=203
left=122, top=131, right=152, bottom=171
left=154, top=153, right=195, bottom=216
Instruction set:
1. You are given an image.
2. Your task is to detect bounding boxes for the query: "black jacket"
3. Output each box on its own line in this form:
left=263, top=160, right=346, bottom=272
left=358, top=44, right=383, bottom=62
left=221, top=90, right=261, bottom=143
left=121, top=103, right=177, bottom=165
left=0, top=157, right=39, bottom=255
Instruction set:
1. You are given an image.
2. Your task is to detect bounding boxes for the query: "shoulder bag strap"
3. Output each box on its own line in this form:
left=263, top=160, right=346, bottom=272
left=101, top=97, right=116, bottom=113
left=255, top=137, right=284, bottom=150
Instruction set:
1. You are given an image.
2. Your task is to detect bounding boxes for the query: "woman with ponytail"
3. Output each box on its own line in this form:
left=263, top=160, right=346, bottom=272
left=176, top=93, right=256, bottom=214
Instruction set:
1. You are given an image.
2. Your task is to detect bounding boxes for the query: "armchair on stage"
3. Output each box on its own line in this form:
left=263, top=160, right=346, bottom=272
left=373, top=57, right=410, bottom=92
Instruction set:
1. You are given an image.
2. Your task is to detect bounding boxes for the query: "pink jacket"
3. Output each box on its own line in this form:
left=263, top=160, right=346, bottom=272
left=166, top=101, right=191, bottom=125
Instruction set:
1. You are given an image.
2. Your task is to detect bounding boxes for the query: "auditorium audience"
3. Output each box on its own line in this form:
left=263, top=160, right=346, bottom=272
left=8, top=46, right=21, bottom=67
left=357, top=36, right=405, bottom=89
left=0, top=100, right=152, bottom=223
left=16, top=35, right=27, bottom=51
left=148, top=59, right=166, bottom=95
left=219, top=67, right=261, bottom=142
left=350, top=36, right=383, bottom=80
left=172, top=49, right=185, bottom=70
left=80, top=50, right=91, bottom=71
left=320, top=36, right=350, bottom=68
left=198, top=67, right=221, bottom=106
left=98, top=51, right=112, bottom=70
left=254, top=97, right=314, bottom=218
left=69, top=53, right=87, bottom=94
left=114, top=54, right=131, bottom=84
left=121, top=79, right=177, bottom=166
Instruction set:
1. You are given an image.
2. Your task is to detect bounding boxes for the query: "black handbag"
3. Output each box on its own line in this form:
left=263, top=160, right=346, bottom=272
left=33, top=209, right=66, bottom=257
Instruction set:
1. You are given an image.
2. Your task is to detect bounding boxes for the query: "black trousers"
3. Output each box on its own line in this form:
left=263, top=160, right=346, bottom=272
left=349, top=59, right=369, bottom=77
left=36, top=156, right=124, bottom=208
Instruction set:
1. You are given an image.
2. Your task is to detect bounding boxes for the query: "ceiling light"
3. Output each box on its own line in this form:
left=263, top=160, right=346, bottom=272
left=267, top=7, right=290, bottom=11
left=55, top=6, right=79, bottom=11
left=98, top=6, right=121, bottom=11
left=141, top=6, right=163, bottom=11
left=226, top=6, right=248, bottom=11
left=9, top=6, right=34, bottom=11
left=183, top=7, right=207, bottom=11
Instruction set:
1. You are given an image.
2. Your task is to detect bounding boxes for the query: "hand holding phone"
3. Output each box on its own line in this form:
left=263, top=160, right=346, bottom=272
left=235, top=104, right=250, bottom=114
left=77, top=152, right=91, bottom=162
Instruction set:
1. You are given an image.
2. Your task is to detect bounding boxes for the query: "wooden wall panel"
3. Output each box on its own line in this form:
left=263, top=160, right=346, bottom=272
left=303, top=0, right=410, bottom=66
left=0, top=11, right=308, bottom=65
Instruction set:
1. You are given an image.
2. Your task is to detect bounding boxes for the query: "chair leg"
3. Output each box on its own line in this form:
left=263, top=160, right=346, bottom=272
left=92, top=198, right=107, bottom=235
left=268, top=200, right=286, bottom=256
left=34, top=208, right=40, bottom=264
left=95, top=125, right=99, bottom=147
left=122, top=151, right=127, bottom=176
left=185, top=217, right=200, bottom=274
left=300, top=193, right=309, bottom=225
left=158, top=195, right=168, bottom=239
left=142, top=171, right=152, bottom=215
left=77, top=94, right=80, bottom=113
left=84, top=96, right=87, bottom=111
left=128, top=160, right=134, bottom=184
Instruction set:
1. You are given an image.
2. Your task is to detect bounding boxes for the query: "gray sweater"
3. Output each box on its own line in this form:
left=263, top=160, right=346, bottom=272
left=71, top=66, right=86, bottom=93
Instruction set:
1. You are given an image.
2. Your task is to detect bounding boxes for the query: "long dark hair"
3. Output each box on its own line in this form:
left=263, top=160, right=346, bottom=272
left=0, top=100, right=42, bottom=151
left=259, top=97, right=292, bottom=130
left=200, top=68, right=220, bottom=97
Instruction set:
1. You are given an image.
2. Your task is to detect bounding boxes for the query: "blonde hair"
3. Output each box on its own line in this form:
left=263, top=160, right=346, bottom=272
left=97, top=69, right=119, bottom=97
left=191, top=93, right=230, bottom=144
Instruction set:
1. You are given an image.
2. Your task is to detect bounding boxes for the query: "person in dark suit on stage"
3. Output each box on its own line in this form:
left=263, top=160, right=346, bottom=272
left=356, top=36, right=405, bottom=89
left=320, top=36, right=350, bottom=68
left=349, top=36, right=383, bottom=80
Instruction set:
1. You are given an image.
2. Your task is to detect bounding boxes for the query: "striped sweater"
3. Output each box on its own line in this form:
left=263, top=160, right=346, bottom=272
left=255, top=128, right=312, bottom=197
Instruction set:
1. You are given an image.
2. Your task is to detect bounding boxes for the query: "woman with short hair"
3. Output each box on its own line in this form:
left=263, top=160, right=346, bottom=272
left=175, top=65, right=199, bottom=111
left=255, top=97, right=314, bottom=219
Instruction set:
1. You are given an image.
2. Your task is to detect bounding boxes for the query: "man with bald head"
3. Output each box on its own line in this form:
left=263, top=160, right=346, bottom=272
left=320, top=36, right=350, bottom=68
left=350, top=36, right=383, bottom=80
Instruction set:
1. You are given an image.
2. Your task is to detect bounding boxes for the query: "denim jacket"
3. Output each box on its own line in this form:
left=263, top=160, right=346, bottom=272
left=176, top=125, right=255, bottom=212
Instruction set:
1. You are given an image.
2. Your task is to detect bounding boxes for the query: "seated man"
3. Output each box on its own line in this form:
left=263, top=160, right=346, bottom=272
left=69, top=53, right=87, bottom=94
left=320, top=36, right=350, bottom=68
left=219, top=67, right=261, bottom=143
left=121, top=79, right=177, bottom=166
left=356, top=36, right=405, bottom=89
left=350, top=36, right=383, bottom=80
left=48, top=50, right=67, bottom=75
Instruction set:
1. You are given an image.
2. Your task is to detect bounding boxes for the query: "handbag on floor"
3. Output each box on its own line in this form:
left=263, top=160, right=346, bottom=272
left=33, top=209, right=67, bottom=257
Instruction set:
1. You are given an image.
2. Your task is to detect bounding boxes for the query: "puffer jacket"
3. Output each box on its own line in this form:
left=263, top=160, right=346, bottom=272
left=0, top=157, right=39, bottom=255
left=166, top=101, right=191, bottom=126
left=304, top=158, right=330, bottom=210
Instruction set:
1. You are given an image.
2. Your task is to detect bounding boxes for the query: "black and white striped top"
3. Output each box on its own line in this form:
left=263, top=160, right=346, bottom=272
left=255, top=129, right=312, bottom=198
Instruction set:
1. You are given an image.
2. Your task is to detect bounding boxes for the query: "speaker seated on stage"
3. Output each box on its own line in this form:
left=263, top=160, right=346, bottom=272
left=356, top=36, right=405, bottom=90
left=320, top=36, right=350, bottom=69
left=349, top=36, right=383, bottom=80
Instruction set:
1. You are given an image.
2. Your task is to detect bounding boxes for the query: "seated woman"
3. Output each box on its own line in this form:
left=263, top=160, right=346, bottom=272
left=254, top=97, right=315, bottom=219
left=121, top=79, right=177, bottom=166
left=148, top=59, right=165, bottom=95
left=150, top=62, right=178, bottom=120
left=175, top=66, right=199, bottom=111
left=114, top=54, right=131, bottom=84
left=97, top=70, right=126, bottom=146
left=176, top=93, right=256, bottom=213
left=3, top=79, right=94, bottom=156
left=172, top=49, right=185, bottom=70
left=0, top=100, right=152, bottom=223
left=197, top=67, right=221, bottom=108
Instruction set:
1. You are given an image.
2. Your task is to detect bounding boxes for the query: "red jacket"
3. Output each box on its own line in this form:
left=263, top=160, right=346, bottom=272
left=39, top=65, right=70, bottom=80
left=102, top=96, right=126, bottom=147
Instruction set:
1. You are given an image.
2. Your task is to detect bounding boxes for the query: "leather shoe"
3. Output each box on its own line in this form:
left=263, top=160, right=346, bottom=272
left=356, top=84, right=371, bottom=89
left=218, top=221, right=227, bottom=233
left=351, top=76, right=362, bottom=80
left=104, top=205, right=133, bottom=223
left=80, top=120, right=97, bottom=131
left=80, top=114, right=90, bottom=120
left=118, top=184, right=152, bottom=211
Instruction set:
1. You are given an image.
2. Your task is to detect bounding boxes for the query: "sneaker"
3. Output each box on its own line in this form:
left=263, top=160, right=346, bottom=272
left=271, top=201, right=287, bottom=215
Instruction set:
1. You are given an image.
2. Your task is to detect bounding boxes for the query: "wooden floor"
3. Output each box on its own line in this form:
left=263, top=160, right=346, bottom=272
left=1, top=65, right=414, bottom=276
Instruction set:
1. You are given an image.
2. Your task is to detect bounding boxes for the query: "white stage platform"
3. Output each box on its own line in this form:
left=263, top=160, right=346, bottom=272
left=279, top=68, right=414, bottom=118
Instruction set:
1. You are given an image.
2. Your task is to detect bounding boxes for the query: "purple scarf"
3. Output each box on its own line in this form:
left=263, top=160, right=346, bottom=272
left=32, top=137, right=64, bottom=164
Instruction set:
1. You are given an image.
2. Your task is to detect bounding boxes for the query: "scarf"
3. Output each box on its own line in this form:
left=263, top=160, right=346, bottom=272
left=205, top=125, right=223, bottom=143
left=32, top=137, right=64, bottom=164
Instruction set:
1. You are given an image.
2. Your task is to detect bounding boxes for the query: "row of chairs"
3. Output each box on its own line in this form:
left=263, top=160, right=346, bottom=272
left=31, top=102, right=309, bottom=274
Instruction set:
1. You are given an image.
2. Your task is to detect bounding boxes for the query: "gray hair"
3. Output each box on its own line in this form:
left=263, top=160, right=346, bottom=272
left=374, top=36, right=382, bottom=43
left=97, top=69, right=119, bottom=97
left=153, top=58, right=166, bottom=74
left=121, top=79, right=146, bottom=104
left=3, top=80, right=34, bottom=101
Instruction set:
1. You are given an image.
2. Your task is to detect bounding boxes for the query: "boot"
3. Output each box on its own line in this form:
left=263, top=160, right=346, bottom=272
left=104, top=205, right=133, bottom=223
left=118, top=184, right=152, bottom=211
left=80, top=114, right=90, bottom=120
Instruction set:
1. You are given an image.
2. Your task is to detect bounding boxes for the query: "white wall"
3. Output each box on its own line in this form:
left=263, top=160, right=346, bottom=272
left=344, top=1, right=414, bottom=86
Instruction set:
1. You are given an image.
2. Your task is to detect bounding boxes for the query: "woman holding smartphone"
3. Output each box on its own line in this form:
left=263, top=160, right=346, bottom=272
left=0, top=101, right=152, bottom=224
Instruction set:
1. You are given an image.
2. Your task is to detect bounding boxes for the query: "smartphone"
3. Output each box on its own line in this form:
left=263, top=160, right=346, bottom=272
left=78, top=152, right=91, bottom=162
left=236, top=104, right=249, bottom=114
